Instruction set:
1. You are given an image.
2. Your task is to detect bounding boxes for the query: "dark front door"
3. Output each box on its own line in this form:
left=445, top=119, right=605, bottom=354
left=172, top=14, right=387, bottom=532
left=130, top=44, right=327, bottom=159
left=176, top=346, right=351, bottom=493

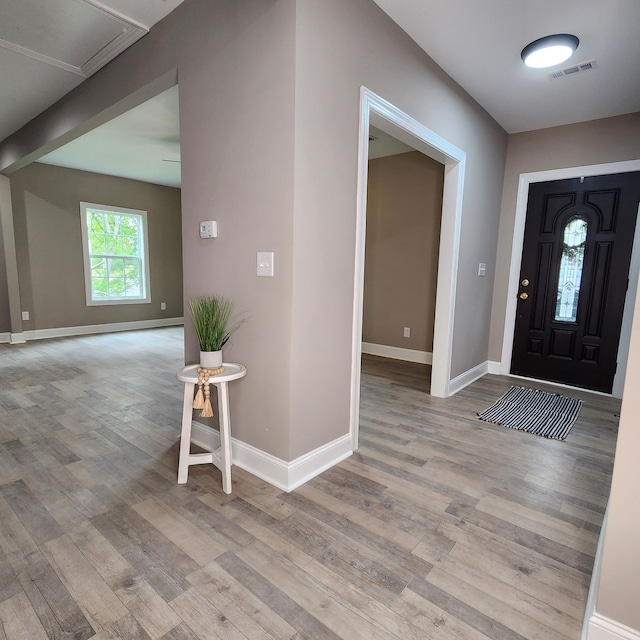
left=511, top=172, right=640, bottom=393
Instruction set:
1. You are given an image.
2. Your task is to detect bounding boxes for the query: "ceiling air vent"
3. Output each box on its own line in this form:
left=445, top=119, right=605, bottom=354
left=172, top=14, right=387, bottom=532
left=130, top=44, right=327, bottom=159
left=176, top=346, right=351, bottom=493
left=549, top=60, right=598, bottom=80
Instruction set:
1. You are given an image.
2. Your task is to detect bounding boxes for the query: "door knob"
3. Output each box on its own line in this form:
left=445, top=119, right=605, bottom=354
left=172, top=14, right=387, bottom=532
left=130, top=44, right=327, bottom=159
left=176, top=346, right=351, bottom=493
left=519, top=292, right=529, bottom=300
left=521, top=279, right=530, bottom=287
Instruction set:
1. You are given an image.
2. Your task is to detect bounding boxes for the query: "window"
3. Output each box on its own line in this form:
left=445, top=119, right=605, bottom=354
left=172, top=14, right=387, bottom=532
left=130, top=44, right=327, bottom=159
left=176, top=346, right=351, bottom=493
left=80, top=202, right=151, bottom=305
left=555, top=215, right=588, bottom=322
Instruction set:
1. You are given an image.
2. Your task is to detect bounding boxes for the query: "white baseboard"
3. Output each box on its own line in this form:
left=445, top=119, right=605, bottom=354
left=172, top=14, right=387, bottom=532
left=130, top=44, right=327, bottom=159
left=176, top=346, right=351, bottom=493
left=19, top=317, right=184, bottom=342
left=10, top=332, right=26, bottom=344
left=582, top=507, right=640, bottom=640
left=362, top=342, right=432, bottom=364
left=583, top=507, right=608, bottom=639
left=449, top=360, right=489, bottom=395
left=0, top=332, right=10, bottom=344
left=487, top=360, right=502, bottom=375
left=587, top=614, right=640, bottom=640
left=190, top=421, right=353, bottom=492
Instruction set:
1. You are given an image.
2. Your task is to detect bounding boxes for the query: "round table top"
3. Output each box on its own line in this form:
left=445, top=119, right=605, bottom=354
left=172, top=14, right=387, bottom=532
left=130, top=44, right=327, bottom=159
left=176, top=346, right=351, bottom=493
left=177, top=363, right=247, bottom=384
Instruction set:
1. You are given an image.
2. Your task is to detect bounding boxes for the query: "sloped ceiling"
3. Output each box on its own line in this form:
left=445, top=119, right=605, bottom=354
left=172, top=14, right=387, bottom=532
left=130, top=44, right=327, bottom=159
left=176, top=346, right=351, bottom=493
left=2, top=0, right=640, bottom=187
left=0, top=0, right=184, bottom=143
left=38, top=85, right=181, bottom=188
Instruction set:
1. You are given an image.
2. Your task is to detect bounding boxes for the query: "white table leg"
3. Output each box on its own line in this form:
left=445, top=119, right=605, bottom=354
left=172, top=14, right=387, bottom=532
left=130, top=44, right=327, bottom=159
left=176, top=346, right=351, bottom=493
left=177, top=381, right=195, bottom=484
left=217, top=381, right=233, bottom=494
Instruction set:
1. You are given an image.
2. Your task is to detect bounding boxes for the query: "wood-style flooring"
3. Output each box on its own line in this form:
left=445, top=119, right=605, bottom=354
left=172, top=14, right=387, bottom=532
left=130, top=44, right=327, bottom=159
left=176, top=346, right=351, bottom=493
left=0, top=329, right=620, bottom=639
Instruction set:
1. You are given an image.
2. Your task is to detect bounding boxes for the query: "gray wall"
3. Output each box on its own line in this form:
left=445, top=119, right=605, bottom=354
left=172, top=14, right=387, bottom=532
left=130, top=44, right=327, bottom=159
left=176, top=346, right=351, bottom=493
left=0, top=0, right=508, bottom=461
left=363, top=151, right=443, bottom=353
left=288, top=0, right=507, bottom=457
left=0, top=175, right=21, bottom=335
left=0, top=209, right=9, bottom=333
left=9, top=162, right=182, bottom=330
left=598, top=285, right=640, bottom=631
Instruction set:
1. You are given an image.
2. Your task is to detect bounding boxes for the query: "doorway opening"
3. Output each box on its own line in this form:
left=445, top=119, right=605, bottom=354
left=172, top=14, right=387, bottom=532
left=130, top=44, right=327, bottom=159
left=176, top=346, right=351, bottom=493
left=500, top=160, right=640, bottom=398
left=0, top=76, right=182, bottom=344
left=349, top=87, right=466, bottom=451
left=362, top=125, right=443, bottom=379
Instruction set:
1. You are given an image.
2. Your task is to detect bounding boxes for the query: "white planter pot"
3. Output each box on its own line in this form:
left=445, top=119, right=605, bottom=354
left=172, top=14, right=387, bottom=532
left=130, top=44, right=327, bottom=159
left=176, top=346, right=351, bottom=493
left=200, top=350, right=223, bottom=368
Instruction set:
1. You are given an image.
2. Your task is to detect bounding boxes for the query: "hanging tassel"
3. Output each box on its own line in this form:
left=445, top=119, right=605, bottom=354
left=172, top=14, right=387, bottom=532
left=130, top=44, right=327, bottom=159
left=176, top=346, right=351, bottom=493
left=200, top=379, right=214, bottom=418
left=192, top=369, right=205, bottom=409
left=193, top=384, right=205, bottom=410
left=193, top=366, right=225, bottom=417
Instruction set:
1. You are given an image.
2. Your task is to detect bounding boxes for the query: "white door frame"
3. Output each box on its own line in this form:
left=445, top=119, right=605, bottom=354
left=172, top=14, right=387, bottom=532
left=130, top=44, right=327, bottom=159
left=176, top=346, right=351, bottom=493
left=350, top=87, right=466, bottom=450
left=499, top=159, right=640, bottom=398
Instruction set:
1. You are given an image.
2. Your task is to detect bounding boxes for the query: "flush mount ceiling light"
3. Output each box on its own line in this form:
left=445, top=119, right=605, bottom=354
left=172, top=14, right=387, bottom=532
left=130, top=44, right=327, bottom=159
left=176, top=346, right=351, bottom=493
left=521, top=34, right=579, bottom=69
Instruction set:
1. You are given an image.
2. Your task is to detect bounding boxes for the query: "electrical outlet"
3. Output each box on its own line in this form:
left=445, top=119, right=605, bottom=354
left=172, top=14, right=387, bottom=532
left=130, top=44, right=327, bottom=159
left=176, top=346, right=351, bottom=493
left=161, top=302, right=166, bottom=310
left=21, top=311, right=29, bottom=321
left=403, top=327, right=411, bottom=338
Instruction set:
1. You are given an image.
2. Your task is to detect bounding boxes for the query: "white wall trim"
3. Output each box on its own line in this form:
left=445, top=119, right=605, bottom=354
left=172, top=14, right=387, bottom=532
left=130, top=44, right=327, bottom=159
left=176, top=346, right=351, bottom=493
left=351, top=86, right=466, bottom=451
left=0, top=332, right=10, bottom=344
left=191, top=422, right=353, bottom=492
left=449, top=361, right=489, bottom=395
left=487, top=360, right=502, bottom=375
left=508, top=373, right=613, bottom=398
left=587, top=614, right=640, bottom=640
left=500, top=160, right=640, bottom=396
left=9, top=332, right=26, bottom=344
left=583, top=507, right=608, bottom=639
left=362, top=342, right=432, bottom=364
left=18, top=317, right=183, bottom=342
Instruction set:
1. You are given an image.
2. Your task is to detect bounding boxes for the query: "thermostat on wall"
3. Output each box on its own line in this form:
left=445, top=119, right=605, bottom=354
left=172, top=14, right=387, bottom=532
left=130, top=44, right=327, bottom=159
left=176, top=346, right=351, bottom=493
left=199, top=220, right=217, bottom=238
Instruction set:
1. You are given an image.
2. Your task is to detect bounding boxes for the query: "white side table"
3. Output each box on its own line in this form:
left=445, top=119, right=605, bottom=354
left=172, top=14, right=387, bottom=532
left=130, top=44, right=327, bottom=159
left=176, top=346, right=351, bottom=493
left=176, top=363, right=246, bottom=493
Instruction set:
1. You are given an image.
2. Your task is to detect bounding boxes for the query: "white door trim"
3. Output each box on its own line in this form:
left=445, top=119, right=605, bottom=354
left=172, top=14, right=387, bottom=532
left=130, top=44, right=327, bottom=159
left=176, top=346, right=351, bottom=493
left=500, top=160, right=640, bottom=397
left=350, top=86, right=466, bottom=450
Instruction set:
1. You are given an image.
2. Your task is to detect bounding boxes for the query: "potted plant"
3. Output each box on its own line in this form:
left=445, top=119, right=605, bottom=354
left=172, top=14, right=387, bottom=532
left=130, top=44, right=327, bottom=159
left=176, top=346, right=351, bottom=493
left=187, top=294, right=246, bottom=367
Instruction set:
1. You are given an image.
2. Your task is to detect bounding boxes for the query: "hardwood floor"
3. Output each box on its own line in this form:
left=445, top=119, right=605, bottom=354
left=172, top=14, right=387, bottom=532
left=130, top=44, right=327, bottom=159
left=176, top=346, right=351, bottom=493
left=0, top=330, right=620, bottom=639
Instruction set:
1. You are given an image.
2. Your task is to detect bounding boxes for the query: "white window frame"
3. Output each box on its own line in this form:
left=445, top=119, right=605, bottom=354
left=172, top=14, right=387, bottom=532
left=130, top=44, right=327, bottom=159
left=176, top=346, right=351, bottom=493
left=80, top=202, right=151, bottom=306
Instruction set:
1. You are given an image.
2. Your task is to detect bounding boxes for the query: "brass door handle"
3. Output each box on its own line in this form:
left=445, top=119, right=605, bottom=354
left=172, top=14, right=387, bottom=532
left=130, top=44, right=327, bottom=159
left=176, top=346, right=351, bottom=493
left=519, top=292, right=529, bottom=300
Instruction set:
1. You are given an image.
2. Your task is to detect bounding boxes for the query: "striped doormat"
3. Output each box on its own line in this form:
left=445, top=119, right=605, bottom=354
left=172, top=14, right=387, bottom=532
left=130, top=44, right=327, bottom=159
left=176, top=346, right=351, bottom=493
left=478, top=386, right=583, bottom=440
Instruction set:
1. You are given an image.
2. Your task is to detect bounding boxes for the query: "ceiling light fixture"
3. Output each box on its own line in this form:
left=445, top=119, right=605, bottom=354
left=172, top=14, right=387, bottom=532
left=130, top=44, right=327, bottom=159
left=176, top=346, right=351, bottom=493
left=521, top=34, right=579, bottom=69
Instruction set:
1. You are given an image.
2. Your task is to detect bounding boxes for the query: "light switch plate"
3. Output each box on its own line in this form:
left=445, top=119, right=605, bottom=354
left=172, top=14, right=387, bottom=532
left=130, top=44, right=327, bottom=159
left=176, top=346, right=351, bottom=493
left=257, top=252, right=274, bottom=277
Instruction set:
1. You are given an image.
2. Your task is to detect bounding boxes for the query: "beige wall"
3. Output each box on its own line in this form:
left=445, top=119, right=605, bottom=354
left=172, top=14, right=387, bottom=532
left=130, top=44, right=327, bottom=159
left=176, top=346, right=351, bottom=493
left=363, top=151, right=443, bottom=352
left=0, top=0, right=508, bottom=462
left=489, top=112, right=640, bottom=362
left=597, top=280, right=640, bottom=631
left=9, top=163, right=182, bottom=330
left=289, top=0, right=507, bottom=457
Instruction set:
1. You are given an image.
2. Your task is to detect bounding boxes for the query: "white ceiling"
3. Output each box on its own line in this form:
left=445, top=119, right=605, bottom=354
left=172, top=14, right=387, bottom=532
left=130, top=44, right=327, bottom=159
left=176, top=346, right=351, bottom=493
left=372, top=0, right=640, bottom=134
left=39, top=85, right=181, bottom=188
left=1, top=0, right=639, bottom=186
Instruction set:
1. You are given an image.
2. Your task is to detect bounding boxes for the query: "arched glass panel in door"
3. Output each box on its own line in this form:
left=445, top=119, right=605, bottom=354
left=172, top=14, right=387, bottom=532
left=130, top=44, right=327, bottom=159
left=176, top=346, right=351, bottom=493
left=555, top=216, right=588, bottom=322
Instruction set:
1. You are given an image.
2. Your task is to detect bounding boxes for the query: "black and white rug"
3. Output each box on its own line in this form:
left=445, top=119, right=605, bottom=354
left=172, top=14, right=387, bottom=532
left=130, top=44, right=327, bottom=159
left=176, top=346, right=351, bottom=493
left=478, top=385, right=583, bottom=440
